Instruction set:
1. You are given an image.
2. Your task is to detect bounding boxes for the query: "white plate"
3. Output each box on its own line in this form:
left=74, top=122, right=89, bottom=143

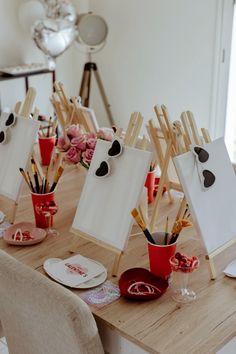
left=223, top=260, right=236, bottom=278
left=43, top=257, right=107, bottom=289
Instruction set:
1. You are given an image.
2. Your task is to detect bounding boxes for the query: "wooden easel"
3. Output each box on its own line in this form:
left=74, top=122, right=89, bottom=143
left=0, top=87, right=37, bottom=223
left=71, top=112, right=149, bottom=276
left=52, top=81, right=98, bottom=134
left=147, top=104, right=224, bottom=280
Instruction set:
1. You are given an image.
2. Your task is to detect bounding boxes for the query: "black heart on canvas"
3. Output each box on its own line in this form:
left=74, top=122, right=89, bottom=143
left=0, top=131, right=5, bottom=144
left=95, top=161, right=110, bottom=177
left=203, top=169, right=215, bottom=188
left=5, top=113, right=15, bottom=127
left=108, top=140, right=122, bottom=157
left=194, top=146, right=209, bottom=163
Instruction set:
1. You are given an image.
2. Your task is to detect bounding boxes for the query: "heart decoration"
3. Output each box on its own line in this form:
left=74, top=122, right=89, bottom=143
left=95, top=161, right=110, bottom=178
left=32, top=18, right=76, bottom=58
left=119, top=268, right=168, bottom=300
left=39, top=0, right=76, bottom=23
left=203, top=169, right=215, bottom=188
left=108, top=139, right=122, bottom=157
left=0, top=112, right=17, bottom=144
left=194, top=146, right=209, bottom=163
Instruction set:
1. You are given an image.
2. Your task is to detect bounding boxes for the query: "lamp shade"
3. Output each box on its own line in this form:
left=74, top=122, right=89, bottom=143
left=76, top=13, right=108, bottom=53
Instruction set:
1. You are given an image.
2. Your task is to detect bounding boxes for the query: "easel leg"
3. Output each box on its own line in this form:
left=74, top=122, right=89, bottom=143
left=9, top=201, right=18, bottom=224
left=112, top=253, right=122, bottom=277
left=79, top=66, right=92, bottom=107
left=206, top=255, right=217, bottom=280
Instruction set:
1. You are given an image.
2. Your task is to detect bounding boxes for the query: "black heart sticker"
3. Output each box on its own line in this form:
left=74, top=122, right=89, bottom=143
left=194, top=146, right=209, bottom=163
left=0, top=131, right=5, bottom=144
left=95, top=161, right=110, bottom=177
left=203, top=169, right=215, bottom=188
left=108, top=140, right=122, bottom=157
left=5, top=113, right=15, bottom=127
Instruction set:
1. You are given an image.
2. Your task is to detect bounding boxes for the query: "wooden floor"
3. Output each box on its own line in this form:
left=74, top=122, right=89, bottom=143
left=1, top=166, right=236, bottom=354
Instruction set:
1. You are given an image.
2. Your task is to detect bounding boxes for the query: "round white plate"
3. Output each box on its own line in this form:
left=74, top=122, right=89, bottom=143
left=43, top=257, right=107, bottom=289
left=223, top=260, right=236, bottom=278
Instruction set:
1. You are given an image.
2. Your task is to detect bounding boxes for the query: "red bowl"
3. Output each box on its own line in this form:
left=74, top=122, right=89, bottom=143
left=119, top=268, right=168, bottom=300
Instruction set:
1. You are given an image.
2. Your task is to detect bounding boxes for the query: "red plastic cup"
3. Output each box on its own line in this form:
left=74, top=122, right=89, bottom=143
left=38, top=135, right=56, bottom=166
left=145, top=171, right=156, bottom=203
left=31, top=191, right=55, bottom=228
left=147, top=232, right=177, bottom=280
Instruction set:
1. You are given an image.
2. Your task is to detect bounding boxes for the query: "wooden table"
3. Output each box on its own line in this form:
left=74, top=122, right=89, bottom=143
left=1, top=166, right=236, bottom=354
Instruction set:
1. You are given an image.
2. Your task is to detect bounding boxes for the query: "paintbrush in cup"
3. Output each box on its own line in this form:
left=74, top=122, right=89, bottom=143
left=49, top=166, right=64, bottom=192
left=131, top=208, right=155, bottom=244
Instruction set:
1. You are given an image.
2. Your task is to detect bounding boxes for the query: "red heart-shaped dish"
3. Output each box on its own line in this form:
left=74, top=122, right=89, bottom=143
left=119, top=268, right=168, bottom=300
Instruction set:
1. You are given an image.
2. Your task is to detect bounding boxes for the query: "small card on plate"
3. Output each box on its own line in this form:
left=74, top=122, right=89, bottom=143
left=47, top=254, right=105, bottom=287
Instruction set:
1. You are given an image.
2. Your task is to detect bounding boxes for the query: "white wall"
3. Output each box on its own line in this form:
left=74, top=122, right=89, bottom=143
left=0, top=0, right=89, bottom=114
left=88, top=0, right=220, bottom=134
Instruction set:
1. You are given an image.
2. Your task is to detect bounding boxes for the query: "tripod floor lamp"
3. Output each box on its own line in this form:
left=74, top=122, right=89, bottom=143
left=76, top=13, right=115, bottom=126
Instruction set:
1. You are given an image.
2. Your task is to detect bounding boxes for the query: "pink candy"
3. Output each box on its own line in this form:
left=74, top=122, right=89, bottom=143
left=170, top=252, right=200, bottom=273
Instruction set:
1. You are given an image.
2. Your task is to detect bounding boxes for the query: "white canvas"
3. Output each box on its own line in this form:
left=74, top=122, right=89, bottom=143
left=72, top=139, right=152, bottom=251
left=173, top=137, right=236, bottom=254
left=0, top=115, right=40, bottom=201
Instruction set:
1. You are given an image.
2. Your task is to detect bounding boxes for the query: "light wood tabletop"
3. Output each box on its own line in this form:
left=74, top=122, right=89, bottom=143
left=1, top=166, right=236, bottom=354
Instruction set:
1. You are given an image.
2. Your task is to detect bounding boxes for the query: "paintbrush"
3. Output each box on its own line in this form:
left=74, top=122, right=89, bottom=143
left=49, top=166, right=64, bottom=192
left=31, top=158, right=40, bottom=193
left=26, top=171, right=35, bottom=193
left=19, top=168, right=32, bottom=191
left=169, top=219, right=192, bottom=244
left=131, top=208, right=155, bottom=244
left=164, top=216, right=169, bottom=245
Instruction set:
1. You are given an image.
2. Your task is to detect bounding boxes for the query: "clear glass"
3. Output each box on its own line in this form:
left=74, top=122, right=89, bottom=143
left=171, top=270, right=196, bottom=303
left=44, top=211, right=59, bottom=237
left=35, top=202, right=59, bottom=237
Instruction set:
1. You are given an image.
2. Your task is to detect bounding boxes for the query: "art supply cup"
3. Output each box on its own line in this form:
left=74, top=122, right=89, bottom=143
left=38, top=135, right=56, bottom=166
left=147, top=232, right=177, bottom=280
left=145, top=170, right=156, bottom=204
left=31, top=191, right=55, bottom=228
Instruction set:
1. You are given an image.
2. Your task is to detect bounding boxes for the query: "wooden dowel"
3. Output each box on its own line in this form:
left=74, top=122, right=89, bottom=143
left=187, top=111, right=202, bottom=146
left=150, top=139, right=172, bottom=232
left=20, top=87, right=36, bottom=119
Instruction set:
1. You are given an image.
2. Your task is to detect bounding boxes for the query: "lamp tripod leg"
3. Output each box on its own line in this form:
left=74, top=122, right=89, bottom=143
left=79, top=65, right=92, bottom=107
left=93, top=68, right=115, bottom=126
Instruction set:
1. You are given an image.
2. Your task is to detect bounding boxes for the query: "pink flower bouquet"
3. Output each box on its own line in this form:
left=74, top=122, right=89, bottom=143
left=57, top=125, right=114, bottom=169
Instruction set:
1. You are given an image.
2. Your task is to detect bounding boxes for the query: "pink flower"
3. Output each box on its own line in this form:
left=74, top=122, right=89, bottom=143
left=82, top=148, right=94, bottom=164
left=66, top=124, right=80, bottom=139
left=71, top=135, right=87, bottom=151
left=97, top=128, right=114, bottom=141
left=87, top=133, right=97, bottom=140
left=57, top=136, right=70, bottom=152
left=64, top=147, right=81, bottom=164
left=86, top=138, right=97, bottom=149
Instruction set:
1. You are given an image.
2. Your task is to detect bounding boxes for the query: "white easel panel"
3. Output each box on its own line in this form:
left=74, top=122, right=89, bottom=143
left=0, top=115, right=39, bottom=201
left=72, top=140, right=152, bottom=251
left=173, top=137, right=236, bottom=255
